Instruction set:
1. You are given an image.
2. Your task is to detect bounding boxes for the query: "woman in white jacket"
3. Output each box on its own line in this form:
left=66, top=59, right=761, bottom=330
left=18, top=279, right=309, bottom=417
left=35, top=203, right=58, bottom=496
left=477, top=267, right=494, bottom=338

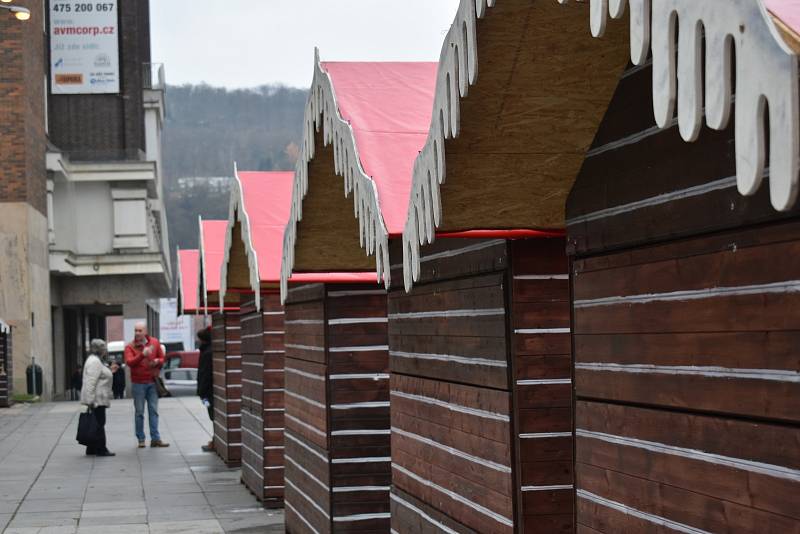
left=80, top=339, right=118, bottom=456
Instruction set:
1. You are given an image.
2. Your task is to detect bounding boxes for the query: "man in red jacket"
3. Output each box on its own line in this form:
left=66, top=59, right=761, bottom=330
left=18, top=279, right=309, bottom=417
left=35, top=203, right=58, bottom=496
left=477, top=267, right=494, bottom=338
left=124, top=322, right=170, bottom=448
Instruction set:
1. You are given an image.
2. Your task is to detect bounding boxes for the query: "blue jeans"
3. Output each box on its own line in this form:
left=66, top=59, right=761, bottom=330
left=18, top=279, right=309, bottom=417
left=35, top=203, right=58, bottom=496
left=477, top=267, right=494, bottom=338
left=132, top=383, right=160, bottom=442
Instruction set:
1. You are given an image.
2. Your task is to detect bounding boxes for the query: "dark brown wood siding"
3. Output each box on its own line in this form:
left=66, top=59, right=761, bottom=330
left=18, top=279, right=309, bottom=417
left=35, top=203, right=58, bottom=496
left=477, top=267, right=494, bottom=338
left=212, top=311, right=242, bottom=467
left=388, top=237, right=572, bottom=533
left=0, top=330, right=11, bottom=407
left=239, top=292, right=286, bottom=505
left=284, top=283, right=390, bottom=534
left=567, top=61, right=800, bottom=533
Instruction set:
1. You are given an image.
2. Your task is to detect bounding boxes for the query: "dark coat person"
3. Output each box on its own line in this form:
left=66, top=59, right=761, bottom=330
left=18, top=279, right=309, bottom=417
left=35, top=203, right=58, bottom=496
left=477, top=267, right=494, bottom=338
left=196, top=327, right=214, bottom=452
left=112, top=361, right=126, bottom=399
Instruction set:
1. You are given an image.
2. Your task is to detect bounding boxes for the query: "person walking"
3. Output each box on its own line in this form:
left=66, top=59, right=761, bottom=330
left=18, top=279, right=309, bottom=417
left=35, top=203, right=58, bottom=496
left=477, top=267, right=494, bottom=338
left=111, top=358, right=126, bottom=399
left=196, top=327, right=214, bottom=452
left=124, top=322, right=170, bottom=448
left=80, top=339, right=116, bottom=457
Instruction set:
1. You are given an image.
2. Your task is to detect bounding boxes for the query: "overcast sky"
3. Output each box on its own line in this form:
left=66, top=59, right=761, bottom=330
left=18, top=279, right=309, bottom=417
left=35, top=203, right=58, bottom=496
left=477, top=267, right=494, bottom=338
left=150, top=0, right=461, bottom=89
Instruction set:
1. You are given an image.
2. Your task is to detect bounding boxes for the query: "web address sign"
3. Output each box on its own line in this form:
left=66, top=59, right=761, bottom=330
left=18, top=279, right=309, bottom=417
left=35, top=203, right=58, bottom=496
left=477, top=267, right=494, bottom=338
left=49, top=0, right=120, bottom=95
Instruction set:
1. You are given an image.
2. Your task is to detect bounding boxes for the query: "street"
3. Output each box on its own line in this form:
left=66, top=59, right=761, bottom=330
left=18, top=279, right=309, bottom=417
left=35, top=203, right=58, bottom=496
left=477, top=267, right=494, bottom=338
left=0, top=398, right=283, bottom=533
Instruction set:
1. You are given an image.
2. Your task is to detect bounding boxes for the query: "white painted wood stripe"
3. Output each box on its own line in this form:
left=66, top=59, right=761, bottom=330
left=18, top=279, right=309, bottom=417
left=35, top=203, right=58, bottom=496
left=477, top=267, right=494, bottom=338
left=227, top=370, right=242, bottom=374
left=214, top=410, right=241, bottom=418
left=285, top=391, right=325, bottom=409
left=263, top=350, right=285, bottom=354
left=242, top=442, right=263, bottom=459
left=389, top=493, right=460, bottom=534
left=390, top=350, right=507, bottom=368
left=330, top=373, right=390, bottom=380
left=285, top=431, right=328, bottom=462
left=331, top=456, right=390, bottom=464
left=265, top=466, right=284, bottom=470
left=264, top=388, right=285, bottom=392
left=285, top=454, right=329, bottom=491
left=516, top=378, right=572, bottom=386
left=285, top=414, right=326, bottom=438
left=264, top=446, right=284, bottom=450
left=240, top=333, right=263, bottom=340
left=514, top=274, right=569, bottom=280
left=225, top=355, right=242, bottom=360
left=328, top=317, right=388, bottom=325
left=577, top=429, right=800, bottom=482
left=264, top=369, right=284, bottom=373
left=241, top=314, right=264, bottom=323
left=574, top=280, right=800, bottom=308
left=328, top=289, right=385, bottom=298
left=264, top=408, right=285, bottom=412
left=521, top=484, right=573, bottom=492
left=285, top=478, right=330, bottom=519
left=225, top=341, right=241, bottom=345
left=333, top=486, right=391, bottom=493
left=329, top=345, right=388, bottom=353
left=333, top=512, right=392, bottom=523
left=285, top=343, right=324, bottom=352
left=576, top=362, right=800, bottom=383
left=331, top=401, right=390, bottom=410
left=263, top=331, right=285, bottom=335
left=285, top=319, right=324, bottom=325
left=242, top=461, right=264, bottom=478
left=264, top=485, right=284, bottom=490
left=392, top=426, right=511, bottom=473
left=387, top=239, right=507, bottom=269
left=389, top=308, right=504, bottom=320
left=392, top=463, right=513, bottom=527
left=331, top=429, right=391, bottom=436
left=586, top=117, right=679, bottom=159
left=242, top=362, right=263, bottom=367
left=285, top=367, right=325, bottom=381
left=577, top=490, right=711, bottom=534
left=226, top=326, right=242, bottom=330
left=242, top=378, right=261, bottom=386
left=241, top=395, right=262, bottom=406
left=284, top=500, right=321, bottom=534
left=520, top=432, right=573, bottom=439
left=568, top=174, right=736, bottom=225
left=264, top=427, right=284, bottom=432
left=514, top=328, right=570, bottom=334
left=390, top=390, right=509, bottom=422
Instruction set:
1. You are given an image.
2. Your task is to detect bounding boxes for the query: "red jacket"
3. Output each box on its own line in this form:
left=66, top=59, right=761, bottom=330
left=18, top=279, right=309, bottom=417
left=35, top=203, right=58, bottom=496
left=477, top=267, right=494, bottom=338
left=124, top=336, right=165, bottom=384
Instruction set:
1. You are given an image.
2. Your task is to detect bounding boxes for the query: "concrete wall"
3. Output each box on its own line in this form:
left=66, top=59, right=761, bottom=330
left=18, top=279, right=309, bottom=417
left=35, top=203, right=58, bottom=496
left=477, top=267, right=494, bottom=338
left=0, top=205, right=53, bottom=398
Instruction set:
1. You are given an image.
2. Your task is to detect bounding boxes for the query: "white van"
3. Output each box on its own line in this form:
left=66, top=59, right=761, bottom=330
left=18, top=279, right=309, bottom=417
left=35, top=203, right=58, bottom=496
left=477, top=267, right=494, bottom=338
left=107, top=340, right=125, bottom=363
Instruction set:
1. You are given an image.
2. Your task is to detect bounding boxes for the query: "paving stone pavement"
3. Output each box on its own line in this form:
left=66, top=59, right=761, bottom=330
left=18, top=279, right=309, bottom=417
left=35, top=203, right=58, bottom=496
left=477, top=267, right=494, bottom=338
left=0, top=397, right=284, bottom=533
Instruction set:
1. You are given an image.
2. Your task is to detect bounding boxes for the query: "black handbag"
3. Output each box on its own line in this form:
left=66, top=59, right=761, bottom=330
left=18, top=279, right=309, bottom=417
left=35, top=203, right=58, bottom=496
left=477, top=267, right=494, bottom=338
left=154, top=376, right=172, bottom=398
left=76, top=408, right=100, bottom=446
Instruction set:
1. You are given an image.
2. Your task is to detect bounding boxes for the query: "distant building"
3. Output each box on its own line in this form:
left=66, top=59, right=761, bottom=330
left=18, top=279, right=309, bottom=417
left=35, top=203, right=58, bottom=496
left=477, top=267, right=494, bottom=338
left=0, top=1, right=170, bottom=399
left=46, top=0, right=170, bottom=398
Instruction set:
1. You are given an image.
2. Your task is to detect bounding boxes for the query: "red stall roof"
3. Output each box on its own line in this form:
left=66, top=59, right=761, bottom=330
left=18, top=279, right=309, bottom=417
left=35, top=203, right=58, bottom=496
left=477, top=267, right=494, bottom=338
left=222, top=171, right=378, bottom=306
left=322, top=61, right=438, bottom=236
left=766, top=0, right=800, bottom=35
left=199, top=219, right=229, bottom=310
left=282, top=57, right=438, bottom=294
left=177, top=249, right=200, bottom=315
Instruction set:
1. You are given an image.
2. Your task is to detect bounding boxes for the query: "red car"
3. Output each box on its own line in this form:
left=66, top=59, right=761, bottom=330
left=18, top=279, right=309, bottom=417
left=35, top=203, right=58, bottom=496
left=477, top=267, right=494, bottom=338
left=165, top=351, right=199, bottom=369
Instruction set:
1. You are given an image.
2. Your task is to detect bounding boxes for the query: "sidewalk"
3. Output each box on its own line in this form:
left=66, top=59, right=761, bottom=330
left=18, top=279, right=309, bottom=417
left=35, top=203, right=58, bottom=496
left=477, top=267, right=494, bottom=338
left=0, top=397, right=284, bottom=533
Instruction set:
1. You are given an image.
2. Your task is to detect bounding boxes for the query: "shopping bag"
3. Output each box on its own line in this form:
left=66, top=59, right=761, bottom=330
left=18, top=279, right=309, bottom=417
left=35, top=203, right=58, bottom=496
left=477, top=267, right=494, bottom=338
left=154, top=376, right=172, bottom=398
left=76, top=408, right=99, bottom=446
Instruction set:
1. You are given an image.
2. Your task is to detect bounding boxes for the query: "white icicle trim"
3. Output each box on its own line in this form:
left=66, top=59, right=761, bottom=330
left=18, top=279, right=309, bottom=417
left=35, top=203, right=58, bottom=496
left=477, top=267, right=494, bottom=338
left=280, top=49, right=391, bottom=303
left=402, top=0, right=491, bottom=292
left=219, top=163, right=263, bottom=311
left=561, top=0, right=799, bottom=210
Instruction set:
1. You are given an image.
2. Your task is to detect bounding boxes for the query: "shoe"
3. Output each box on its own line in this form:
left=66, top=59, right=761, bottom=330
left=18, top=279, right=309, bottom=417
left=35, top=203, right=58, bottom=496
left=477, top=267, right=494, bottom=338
left=85, top=449, right=96, bottom=456
left=201, top=441, right=215, bottom=452
left=150, top=440, right=170, bottom=448
left=96, top=450, right=116, bottom=457
left=138, top=441, right=145, bottom=448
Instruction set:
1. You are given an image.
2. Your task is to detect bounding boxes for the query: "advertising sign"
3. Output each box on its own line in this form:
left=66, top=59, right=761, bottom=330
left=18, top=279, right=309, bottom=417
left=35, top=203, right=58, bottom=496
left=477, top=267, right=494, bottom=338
left=49, top=1, right=120, bottom=94
left=159, top=299, right=194, bottom=350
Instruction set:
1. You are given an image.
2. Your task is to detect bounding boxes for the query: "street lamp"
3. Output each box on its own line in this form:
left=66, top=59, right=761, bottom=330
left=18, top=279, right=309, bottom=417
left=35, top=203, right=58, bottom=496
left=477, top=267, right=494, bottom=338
left=0, top=5, right=30, bottom=20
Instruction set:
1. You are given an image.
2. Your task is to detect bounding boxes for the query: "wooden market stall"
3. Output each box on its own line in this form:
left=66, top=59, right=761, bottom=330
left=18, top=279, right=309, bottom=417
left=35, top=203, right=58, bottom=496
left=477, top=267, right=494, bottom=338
left=0, top=320, right=12, bottom=408
left=199, top=217, right=242, bottom=467
left=279, top=55, right=439, bottom=533
left=562, top=1, right=800, bottom=531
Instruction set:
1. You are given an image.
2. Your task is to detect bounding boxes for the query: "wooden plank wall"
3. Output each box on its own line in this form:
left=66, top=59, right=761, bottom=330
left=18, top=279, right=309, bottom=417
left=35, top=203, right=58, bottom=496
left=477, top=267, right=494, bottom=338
left=239, top=291, right=286, bottom=505
left=283, top=283, right=391, bottom=533
left=510, top=239, right=573, bottom=532
left=388, top=237, right=572, bottom=533
left=566, top=61, right=800, bottom=532
left=0, top=331, right=10, bottom=407
left=212, top=311, right=242, bottom=467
